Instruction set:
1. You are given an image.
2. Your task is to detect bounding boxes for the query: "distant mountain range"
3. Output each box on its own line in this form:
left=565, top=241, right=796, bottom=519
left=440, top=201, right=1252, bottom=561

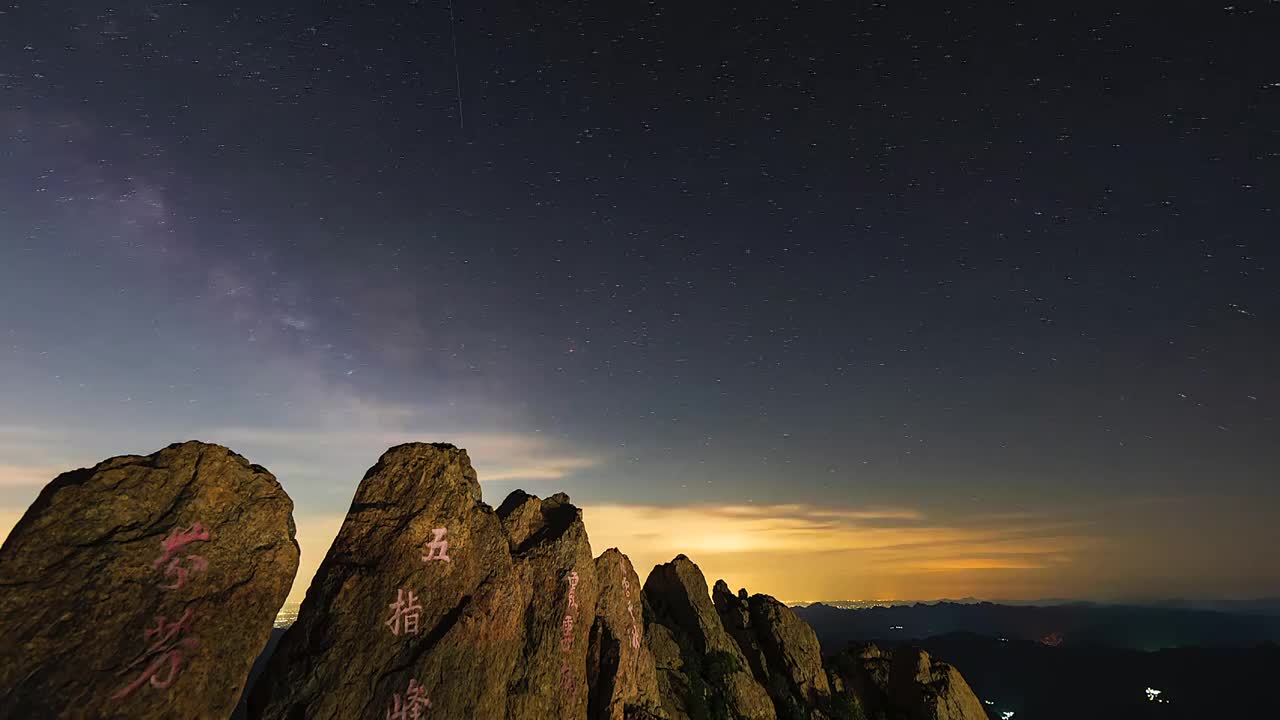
left=791, top=597, right=1280, bottom=615
left=793, top=600, right=1280, bottom=653
left=895, top=632, right=1280, bottom=720
left=792, top=600, right=1280, bottom=719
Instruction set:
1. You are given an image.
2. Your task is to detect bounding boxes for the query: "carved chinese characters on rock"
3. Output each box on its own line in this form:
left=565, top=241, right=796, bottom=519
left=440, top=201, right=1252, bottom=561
left=381, top=523, right=452, bottom=716
left=421, top=527, right=451, bottom=563
left=560, top=570, right=580, bottom=703
left=386, top=589, right=423, bottom=637
left=386, top=678, right=431, bottom=720
left=153, top=522, right=209, bottom=590
left=112, top=609, right=199, bottom=700
left=114, top=523, right=210, bottom=702
left=621, top=569, right=641, bottom=650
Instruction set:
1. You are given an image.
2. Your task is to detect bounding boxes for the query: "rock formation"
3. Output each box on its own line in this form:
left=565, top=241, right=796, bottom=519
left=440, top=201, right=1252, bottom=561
left=643, top=555, right=777, bottom=720
left=827, top=644, right=988, bottom=720
left=498, top=489, right=599, bottom=719
left=714, top=581, right=832, bottom=719
left=248, top=443, right=525, bottom=718
left=588, top=548, right=665, bottom=719
left=0, top=441, right=299, bottom=719
left=0, top=438, right=988, bottom=720
left=248, top=443, right=622, bottom=719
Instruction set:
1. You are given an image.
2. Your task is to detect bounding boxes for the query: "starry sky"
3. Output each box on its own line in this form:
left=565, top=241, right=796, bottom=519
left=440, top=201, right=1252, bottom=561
left=2, top=1, right=1278, bottom=604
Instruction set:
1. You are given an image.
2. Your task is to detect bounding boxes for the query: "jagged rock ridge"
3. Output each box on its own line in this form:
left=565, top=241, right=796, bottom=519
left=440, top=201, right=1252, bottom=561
left=246, top=441, right=989, bottom=720
left=0, top=439, right=989, bottom=720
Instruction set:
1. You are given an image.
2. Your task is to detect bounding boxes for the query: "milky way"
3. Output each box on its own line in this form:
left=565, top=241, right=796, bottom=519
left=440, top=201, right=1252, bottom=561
left=1, top=1, right=1277, bottom=602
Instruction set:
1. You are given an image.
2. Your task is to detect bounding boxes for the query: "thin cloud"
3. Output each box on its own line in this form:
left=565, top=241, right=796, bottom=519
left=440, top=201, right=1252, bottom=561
left=581, top=502, right=1099, bottom=601
left=0, top=464, right=61, bottom=487
left=202, top=425, right=599, bottom=484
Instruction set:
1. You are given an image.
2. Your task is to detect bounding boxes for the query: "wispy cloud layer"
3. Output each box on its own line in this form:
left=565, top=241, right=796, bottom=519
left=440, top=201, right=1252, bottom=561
left=202, top=426, right=599, bottom=485
left=0, top=464, right=64, bottom=488
left=581, top=502, right=1097, bottom=602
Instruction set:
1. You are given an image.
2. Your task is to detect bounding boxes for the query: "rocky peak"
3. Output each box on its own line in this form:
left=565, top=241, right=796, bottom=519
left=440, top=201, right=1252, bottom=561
left=249, top=443, right=519, bottom=719
left=827, top=643, right=988, bottom=720
left=644, top=557, right=777, bottom=719
left=713, top=580, right=832, bottom=719
left=498, top=488, right=580, bottom=553
left=713, top=580, right=772, bottom=686
left=587, top=548, right=665, bottom=719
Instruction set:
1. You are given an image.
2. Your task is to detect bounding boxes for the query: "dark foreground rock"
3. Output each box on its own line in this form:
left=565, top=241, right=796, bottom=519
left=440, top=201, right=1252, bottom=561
left=643, top=555, right=777, bottom=720
left=714, top=581, right=832, bottom=719
left=0, top=441, right=299, bottom=719
left=828, top=644, right=988, bottom=720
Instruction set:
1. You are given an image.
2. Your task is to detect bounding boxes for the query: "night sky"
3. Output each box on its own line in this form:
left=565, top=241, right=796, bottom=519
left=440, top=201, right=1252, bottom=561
left=2, top=1, right=1277, bottom=603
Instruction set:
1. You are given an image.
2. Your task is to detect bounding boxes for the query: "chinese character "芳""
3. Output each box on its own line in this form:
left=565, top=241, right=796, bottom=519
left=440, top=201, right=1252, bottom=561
left=112, top=608, right=199, bottom=700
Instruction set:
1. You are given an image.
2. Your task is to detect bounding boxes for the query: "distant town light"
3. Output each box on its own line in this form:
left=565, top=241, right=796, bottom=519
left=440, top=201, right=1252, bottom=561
left=984, top=699, right=995, bottom=705
left=1000, top=712, right=1015, bottom=720
left=889, top=625, right=904, bottom=630
left=1145, top=687, right=1167, bottom=703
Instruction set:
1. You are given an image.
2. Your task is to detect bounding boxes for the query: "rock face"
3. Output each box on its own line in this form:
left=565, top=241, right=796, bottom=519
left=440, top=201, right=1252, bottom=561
left=0, top=438, right=991, bottom=720
left=0, top=441, right=299, bottom=719
left=227, top=440, right=988, bottom=720
left=587, top=548, right=665, bottom=720
left=714, top=581, right=831, bottom=719
left=644, top=555, right=777, bottom=720
left=248, top=443, right=601, bottom=719
left=827, top=644, right=988, bottom=720
left=497, top=490, right=599, bottom=719
left=249, top=443, right=520, bottom=718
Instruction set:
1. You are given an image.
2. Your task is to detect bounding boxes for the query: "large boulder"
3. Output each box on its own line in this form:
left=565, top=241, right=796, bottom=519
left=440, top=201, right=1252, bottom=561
left=248, top=443, right=520, bottom=719
left=644, top=556, right=776, bottom=720
left=248, top=443, right=602, bottom=719
left=0, top=441, right=299, bottom=719
left=588, top=548, right=666, bottom=720
left=827, top=644, right=987, bottom=720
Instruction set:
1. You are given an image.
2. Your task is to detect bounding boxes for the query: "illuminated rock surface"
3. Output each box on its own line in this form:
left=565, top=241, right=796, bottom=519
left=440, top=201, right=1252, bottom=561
left=0, top=441, right=299, bottom=720
left=248, top=442, right=524, bottom=719
left=588, top=548, right=665, bottom=720
left=236, top=441, right=987, bottom=720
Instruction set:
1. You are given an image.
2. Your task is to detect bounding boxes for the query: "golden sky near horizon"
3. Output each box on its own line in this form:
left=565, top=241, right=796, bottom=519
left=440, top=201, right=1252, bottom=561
left=3, top=456, right=1277, bottom=605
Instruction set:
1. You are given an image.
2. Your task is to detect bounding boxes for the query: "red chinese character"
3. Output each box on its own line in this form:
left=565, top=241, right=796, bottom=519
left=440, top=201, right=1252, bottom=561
left=113, top=608, right=199, bottom=700
left=421, top=528, right=451, bottom=563
left=387, top=679, right=431, bottom=719
left=152, top=523, right=210, bottom=590
left=386, top=588, right=423, bottom=637
left=153, top=523, right=210, bottom=570
left=406, top=679, right=432, bottom=719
